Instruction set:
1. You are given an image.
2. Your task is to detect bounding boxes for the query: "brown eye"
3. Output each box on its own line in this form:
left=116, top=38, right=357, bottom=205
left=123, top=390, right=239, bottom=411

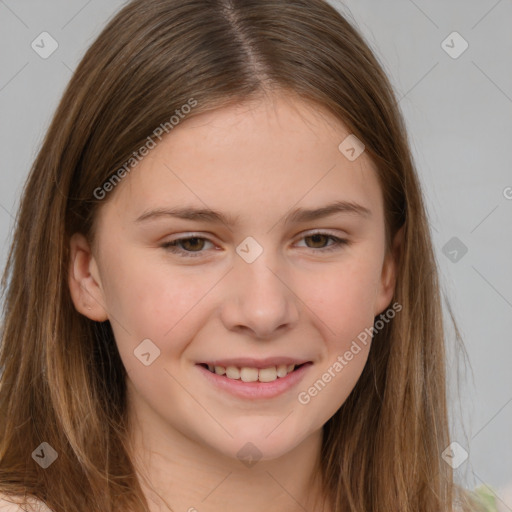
left=177, top=237, right=206, bottom=252
left=296, top=232, right=349, bottom=253
left=161, top=236, right=214, bottom=257
left=304, top=233, right=331, bottom=249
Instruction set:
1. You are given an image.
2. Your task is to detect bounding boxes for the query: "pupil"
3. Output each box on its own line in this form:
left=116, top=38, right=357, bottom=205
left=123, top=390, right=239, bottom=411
left=184, top=237, right=204, bottom=251
left=308, top=234, right=326, bottom=248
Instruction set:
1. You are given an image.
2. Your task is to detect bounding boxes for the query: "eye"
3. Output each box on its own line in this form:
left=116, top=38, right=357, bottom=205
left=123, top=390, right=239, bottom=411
left=161, top=236, right=214, bottom=258
left=160, top=231, right=349, bottom=258
left=296, top=231, right=349, bottom=253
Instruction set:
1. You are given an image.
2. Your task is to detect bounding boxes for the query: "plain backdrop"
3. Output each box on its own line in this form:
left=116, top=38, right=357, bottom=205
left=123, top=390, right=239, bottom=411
left=0, top=0, right=511, bottom=505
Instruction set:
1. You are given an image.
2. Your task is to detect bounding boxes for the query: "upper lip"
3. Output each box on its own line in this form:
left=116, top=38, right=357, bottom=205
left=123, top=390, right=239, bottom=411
left=198, top=357, right=311, bottom=369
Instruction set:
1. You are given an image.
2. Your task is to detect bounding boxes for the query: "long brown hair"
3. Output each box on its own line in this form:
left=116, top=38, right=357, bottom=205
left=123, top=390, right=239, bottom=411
left=0, top=0, right=484, bottom=510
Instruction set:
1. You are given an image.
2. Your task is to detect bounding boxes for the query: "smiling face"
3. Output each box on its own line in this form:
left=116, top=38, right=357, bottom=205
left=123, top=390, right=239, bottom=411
left=69, top=91, right=401, bottom=464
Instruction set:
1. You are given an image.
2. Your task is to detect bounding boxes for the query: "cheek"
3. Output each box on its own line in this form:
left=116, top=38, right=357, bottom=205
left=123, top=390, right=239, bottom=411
left=303, top=255, right=382, bottom=341
left=295, top=262, right=378, bottom=420
left=101, top=252, right=214, bottom=354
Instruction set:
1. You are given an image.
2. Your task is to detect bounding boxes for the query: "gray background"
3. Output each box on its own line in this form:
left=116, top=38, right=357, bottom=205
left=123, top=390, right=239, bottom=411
left=0, top=0, right=511, bottom=506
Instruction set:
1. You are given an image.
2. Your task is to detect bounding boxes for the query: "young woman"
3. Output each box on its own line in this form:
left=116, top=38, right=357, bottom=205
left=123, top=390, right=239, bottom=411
left=0, top=0, right=496, bottom=511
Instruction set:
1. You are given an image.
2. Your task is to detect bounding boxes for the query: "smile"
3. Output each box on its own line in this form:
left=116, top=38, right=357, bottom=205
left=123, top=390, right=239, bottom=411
left=200, top=362, right=304, bottom=383
left=195, top=362, right=313, bottom=400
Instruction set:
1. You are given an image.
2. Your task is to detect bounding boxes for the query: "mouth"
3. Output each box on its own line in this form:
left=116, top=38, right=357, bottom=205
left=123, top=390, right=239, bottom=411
left=195, top=360, right=313, bottom=400
left=196, top=361, right=311, bottom=384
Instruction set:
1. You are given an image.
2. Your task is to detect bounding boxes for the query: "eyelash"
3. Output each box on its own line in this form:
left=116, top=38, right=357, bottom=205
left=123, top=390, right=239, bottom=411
left=160, top=231, right=349, bottom=258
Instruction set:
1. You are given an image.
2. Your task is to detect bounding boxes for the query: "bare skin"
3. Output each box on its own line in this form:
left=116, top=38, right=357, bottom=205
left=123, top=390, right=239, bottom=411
left=69, top=91, right=402, bottom=512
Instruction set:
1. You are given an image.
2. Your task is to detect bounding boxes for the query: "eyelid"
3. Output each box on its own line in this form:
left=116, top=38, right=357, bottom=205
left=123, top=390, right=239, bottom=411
left=160, top=229, right=350, bottom=258
left=297, top=228, right=348, bottom=239
left=162, top=228, right=347, bottom=243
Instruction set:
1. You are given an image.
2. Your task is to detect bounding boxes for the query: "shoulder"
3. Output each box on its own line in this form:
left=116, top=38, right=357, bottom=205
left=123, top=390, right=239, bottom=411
left=0, top=495, right=52, bottom=512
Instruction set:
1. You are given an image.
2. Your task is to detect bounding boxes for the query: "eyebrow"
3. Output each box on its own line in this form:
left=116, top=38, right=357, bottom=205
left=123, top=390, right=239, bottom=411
left=135, top=200, right=372, bottom=226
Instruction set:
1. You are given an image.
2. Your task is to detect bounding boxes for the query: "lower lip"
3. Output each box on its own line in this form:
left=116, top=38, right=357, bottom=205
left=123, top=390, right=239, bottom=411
left=196, top=363, right=313, bottom=400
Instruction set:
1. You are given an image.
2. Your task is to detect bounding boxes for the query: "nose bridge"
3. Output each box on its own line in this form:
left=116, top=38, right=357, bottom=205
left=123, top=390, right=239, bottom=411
left=239, top=247, right=281, bottom=296
left=220, top=235, right=299, bottom=337
left=236, top=237, right=286, bottom=306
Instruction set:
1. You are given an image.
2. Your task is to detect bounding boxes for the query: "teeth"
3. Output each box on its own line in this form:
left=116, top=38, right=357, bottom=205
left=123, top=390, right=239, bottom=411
left=240, top=367, right=258, bottom=382
left=208, top=363, right=297, bottom=382
left=258, top=367, right=277, bottom=382
left=276, top=364, right=289, bottom=378
left=225, top=366, right=240, bottom=379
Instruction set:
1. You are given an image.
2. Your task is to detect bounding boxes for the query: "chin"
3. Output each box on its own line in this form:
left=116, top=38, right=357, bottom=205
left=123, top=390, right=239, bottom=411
left=211, top=425, right=306, bottom=464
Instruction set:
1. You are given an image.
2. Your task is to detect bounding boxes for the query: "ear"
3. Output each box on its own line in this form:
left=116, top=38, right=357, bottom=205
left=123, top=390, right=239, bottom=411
left=68, top=233, right=109, bottom=322
left=374, top=225, right=404, bottom=316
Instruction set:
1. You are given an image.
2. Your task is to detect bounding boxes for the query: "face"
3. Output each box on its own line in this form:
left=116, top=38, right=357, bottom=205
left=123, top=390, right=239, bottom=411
left=69, top=92, right=401, bottom=463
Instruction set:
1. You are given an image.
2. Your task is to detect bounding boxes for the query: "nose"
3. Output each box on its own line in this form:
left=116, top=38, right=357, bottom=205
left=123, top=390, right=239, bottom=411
left=219, top=249, right=300, bottom=339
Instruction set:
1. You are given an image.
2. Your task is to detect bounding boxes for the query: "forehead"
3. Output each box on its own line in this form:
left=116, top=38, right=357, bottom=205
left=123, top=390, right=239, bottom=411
left=102, top=93, right=384, bottom=229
